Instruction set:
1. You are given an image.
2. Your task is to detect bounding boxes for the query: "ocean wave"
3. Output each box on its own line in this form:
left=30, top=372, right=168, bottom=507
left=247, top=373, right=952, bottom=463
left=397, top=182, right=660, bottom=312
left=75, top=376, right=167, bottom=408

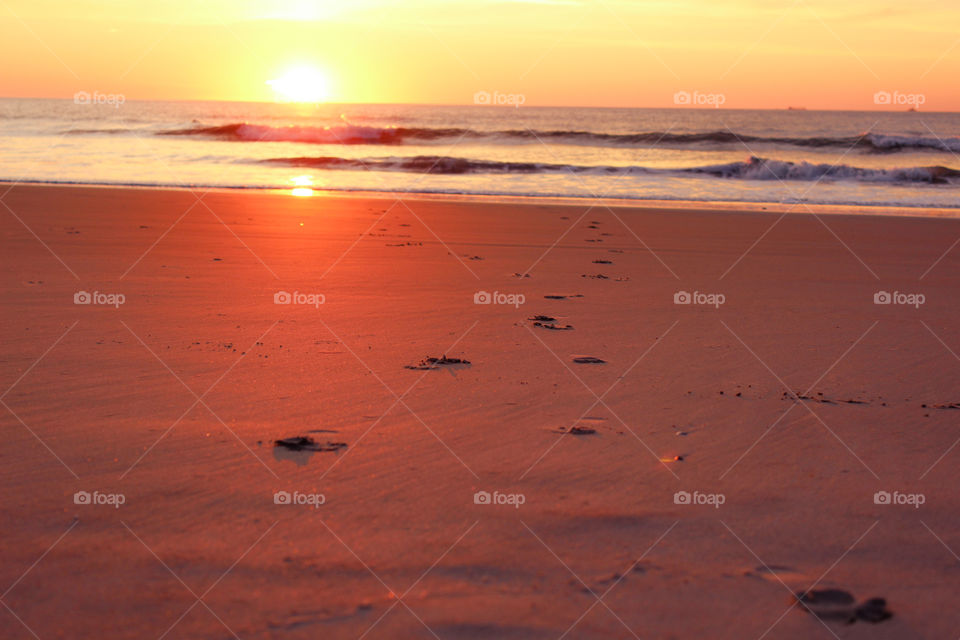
left=863, top=133, right=960, bottom=152
left=262, top=154, right=960, bottom=184
left=263, top=155, right=564, bottom=174
left=689, top=157, right=960, bottom=182
left=158, top=122, right=460, bottom=145
left=156, top=122, right=960, bottom=152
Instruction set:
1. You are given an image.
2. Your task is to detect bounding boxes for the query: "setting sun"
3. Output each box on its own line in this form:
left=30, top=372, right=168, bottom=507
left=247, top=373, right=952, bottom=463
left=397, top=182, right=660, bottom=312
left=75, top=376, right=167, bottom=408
left=266, top=66, right=330, bottom=103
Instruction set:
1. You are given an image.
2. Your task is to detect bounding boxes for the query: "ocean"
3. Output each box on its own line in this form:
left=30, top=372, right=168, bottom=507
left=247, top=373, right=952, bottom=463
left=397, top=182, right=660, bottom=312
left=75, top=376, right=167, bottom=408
left=2, top=98, right=960, bottom=211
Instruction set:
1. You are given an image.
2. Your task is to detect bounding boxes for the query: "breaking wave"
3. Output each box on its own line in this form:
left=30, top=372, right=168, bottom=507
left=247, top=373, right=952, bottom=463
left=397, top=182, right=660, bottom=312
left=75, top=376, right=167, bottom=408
left=151, top=122, right=960, bottom=153
left=261, top=154, right=960, bottom=183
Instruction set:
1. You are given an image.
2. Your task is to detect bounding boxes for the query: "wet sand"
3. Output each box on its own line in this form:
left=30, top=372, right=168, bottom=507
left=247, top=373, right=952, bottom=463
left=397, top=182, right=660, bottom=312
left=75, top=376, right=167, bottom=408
left=1, top=184, right=959, bottom=639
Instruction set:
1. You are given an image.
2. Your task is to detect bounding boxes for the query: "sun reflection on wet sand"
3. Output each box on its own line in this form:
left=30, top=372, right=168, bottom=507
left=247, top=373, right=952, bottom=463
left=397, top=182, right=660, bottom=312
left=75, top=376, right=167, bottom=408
left=291, top=174, right=315, bottom=197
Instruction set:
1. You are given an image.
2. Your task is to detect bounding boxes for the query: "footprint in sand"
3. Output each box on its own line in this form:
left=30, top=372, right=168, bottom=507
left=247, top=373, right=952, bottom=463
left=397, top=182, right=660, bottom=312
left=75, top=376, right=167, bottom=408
left=563, top=425, right=597, bottom=435
left=273, top=436, right=347, bottom=466
left=554, top=416, right=606, bottom=435
left=405, top=355, right=471, bottom=370
left=746, top=565, right=808, bottom=583
left=795, top=588, right=893, bottom=624
left=529, top=314, right=573, bottom=330
left=747, top=568, right=893, bottom=625
left=929, top=402, right=960, bottom=409
left=533, top=322, right=573, bottom=330
left=572, top=356, right=606, bottom=364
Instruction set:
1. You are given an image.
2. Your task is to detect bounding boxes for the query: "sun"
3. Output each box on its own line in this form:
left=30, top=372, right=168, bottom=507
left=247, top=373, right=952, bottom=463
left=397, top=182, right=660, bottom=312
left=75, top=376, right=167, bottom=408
left=267, top=66, right=330, bottom=103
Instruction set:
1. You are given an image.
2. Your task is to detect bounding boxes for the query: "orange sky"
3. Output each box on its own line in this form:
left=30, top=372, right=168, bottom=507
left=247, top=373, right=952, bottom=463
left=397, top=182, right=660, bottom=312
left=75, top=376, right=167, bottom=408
left=1, top=0, right=958, bottom=110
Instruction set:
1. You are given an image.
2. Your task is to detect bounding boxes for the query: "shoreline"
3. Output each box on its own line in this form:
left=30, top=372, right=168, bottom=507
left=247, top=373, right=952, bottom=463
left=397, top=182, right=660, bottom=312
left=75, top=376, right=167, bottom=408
left=4, top=180, right=960, bottom=220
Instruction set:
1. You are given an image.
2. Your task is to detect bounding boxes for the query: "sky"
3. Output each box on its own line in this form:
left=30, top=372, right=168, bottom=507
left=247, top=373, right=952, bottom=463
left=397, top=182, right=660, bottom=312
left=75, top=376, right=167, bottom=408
left=1, top=0, right=959, bottom=110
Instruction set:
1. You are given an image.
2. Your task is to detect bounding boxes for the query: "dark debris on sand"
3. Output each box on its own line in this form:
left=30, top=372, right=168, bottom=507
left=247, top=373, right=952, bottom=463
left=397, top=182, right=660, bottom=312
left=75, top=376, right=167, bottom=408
left=274, top=436, right=347, bottom=452
left=405, top=355, right=471, bottom=370
left=572, top=356, right=606, bottom=364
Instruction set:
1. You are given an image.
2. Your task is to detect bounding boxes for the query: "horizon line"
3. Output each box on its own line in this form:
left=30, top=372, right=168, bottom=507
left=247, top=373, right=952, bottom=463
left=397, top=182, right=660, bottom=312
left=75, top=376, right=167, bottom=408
left=0, top=95, right=951, bottom=113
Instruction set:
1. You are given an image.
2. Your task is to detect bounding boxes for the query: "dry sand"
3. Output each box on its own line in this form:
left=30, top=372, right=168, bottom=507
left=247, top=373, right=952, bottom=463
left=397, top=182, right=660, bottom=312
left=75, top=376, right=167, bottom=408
left=1, top=184, right=959, bottom=639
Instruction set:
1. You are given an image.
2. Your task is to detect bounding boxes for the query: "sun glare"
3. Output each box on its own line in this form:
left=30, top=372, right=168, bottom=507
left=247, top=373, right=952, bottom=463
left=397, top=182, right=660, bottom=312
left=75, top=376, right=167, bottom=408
left=267, top=66, right=330, bottom=103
